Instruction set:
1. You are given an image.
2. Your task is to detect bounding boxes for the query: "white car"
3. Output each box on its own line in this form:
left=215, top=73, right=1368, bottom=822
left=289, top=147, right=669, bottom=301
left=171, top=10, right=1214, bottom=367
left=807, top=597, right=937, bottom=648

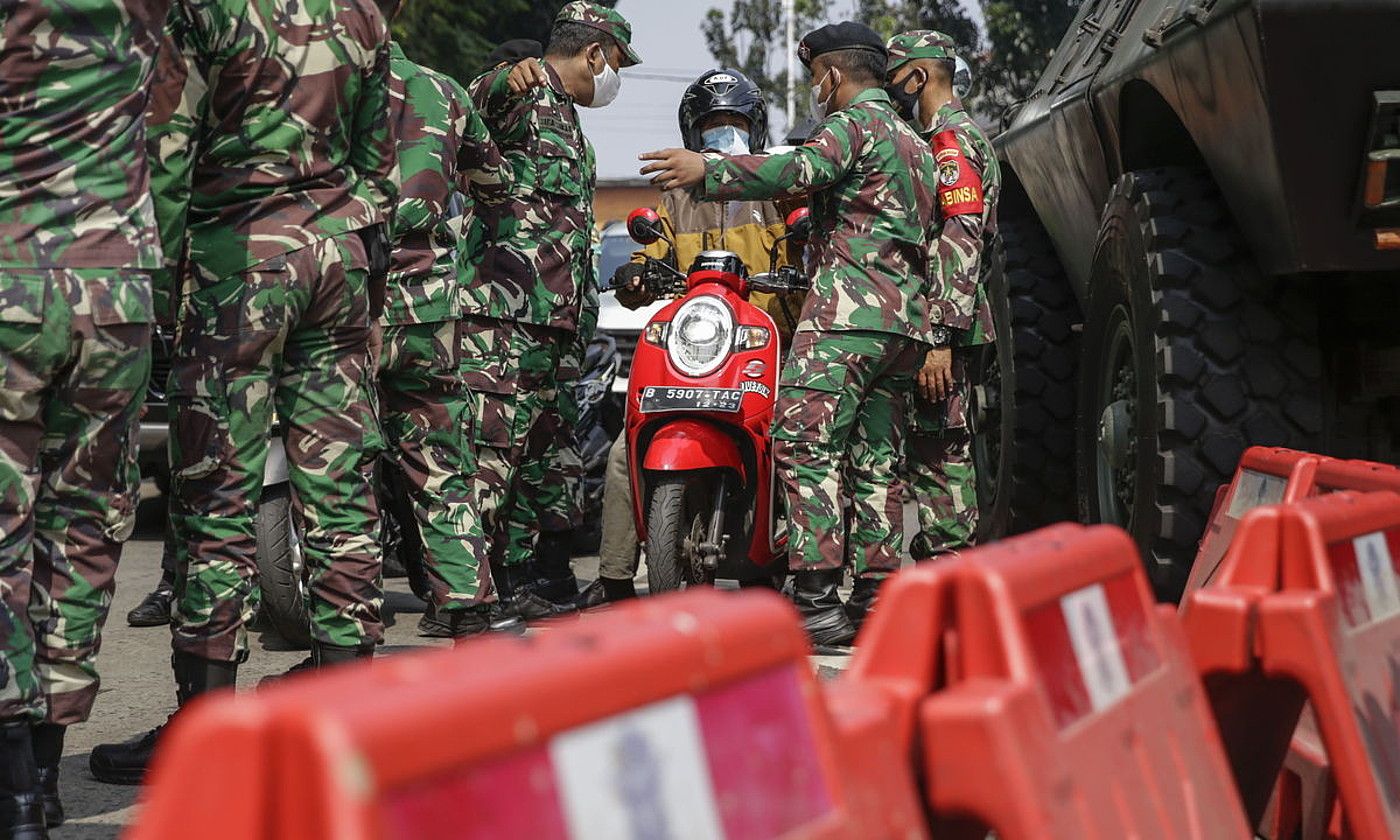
left=596, top=221, right=667, bottom=394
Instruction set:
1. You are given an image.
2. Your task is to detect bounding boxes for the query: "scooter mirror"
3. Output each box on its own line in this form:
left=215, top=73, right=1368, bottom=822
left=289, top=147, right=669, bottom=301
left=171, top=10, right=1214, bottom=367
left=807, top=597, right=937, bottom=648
left=785, top=207, right=813, bottom=243
left=627, top=207, right=664, bottom=245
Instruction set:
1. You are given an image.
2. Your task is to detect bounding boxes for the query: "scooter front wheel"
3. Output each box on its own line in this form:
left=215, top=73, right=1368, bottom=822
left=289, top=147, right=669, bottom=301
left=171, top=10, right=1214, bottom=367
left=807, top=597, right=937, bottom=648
left=644, top=473, right=715, bottom=593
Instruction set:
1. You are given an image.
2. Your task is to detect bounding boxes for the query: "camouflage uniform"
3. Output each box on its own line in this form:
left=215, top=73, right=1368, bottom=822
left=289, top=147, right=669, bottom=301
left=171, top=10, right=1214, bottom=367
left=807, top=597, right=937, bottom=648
left=154, top=0, right=398, bottom=662
left=462, top=2, right=637, bottom=577
left=382, top=42, right=513, bottom=610
left=888, top=32, right=1001, bottom=559
left=0, top=0, right=165, bottom=724
left=701, top=87, right=938, bottom=577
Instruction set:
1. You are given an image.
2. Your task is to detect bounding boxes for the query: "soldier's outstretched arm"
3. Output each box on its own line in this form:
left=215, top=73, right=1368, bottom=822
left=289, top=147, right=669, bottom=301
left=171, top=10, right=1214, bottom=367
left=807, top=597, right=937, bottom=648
left=455, top=87, right=515, bottom=207
left=701, top=116, right=859, bottom=202
left=351, top=39, right=400, bottom=228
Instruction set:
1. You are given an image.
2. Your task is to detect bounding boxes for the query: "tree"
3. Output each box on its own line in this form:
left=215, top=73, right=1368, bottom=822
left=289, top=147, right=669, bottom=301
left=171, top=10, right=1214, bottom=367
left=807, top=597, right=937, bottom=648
left=701, top=0, right=833, bottom=133
left=392, top=0, right=619, bottom=86
left=980, top=0, right=1080, bottom=113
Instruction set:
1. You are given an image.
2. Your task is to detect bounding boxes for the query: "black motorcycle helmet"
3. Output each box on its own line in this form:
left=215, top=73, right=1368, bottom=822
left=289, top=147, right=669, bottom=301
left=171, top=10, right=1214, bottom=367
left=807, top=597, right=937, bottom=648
left=678, top=68, right=769, bottom=153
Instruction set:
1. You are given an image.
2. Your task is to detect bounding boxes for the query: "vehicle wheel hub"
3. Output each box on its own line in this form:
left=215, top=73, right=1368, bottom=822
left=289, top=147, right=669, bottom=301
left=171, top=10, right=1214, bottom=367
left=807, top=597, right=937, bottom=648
left=1097, top=400, right=1132, bottom=471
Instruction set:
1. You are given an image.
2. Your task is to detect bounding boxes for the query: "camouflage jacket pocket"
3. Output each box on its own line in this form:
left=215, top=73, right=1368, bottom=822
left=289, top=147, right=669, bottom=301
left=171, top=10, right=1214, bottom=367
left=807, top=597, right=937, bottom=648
left=534, top=147, right=585, bottom=199
left=0, top=272, right=48, bottom=324
left=87, top=271, right=154, bottom=327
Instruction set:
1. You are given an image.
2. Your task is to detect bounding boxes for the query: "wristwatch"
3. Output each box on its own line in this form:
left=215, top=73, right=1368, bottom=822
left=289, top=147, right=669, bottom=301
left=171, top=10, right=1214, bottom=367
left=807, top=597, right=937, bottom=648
left=930, top=325, right=953, bottom=347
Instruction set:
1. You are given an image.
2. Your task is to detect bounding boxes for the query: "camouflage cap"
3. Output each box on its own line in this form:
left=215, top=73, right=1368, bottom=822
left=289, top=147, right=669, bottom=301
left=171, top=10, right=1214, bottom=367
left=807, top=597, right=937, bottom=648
left=886, top=30, right=958, bottom=72
left=555, top=1, right=642, bottom=67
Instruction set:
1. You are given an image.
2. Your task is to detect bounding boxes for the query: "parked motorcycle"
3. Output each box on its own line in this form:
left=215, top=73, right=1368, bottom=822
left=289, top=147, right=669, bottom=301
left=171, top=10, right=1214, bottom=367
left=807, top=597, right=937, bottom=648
left=572, top=334, right=623, bottom=554
left=616, top=206, right=811, bottom=593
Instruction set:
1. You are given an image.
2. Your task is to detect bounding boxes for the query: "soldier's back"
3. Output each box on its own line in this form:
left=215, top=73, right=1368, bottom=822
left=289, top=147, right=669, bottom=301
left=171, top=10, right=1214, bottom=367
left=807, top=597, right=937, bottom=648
left=177, top=0, right=392, bottom=279
left=0, top=0, right=168, bottom=269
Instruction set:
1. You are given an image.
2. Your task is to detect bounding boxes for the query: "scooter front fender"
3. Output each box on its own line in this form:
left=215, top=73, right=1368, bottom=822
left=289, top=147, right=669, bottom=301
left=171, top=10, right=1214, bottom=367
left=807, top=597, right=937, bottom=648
left=641, top=419, right=745, bottom=480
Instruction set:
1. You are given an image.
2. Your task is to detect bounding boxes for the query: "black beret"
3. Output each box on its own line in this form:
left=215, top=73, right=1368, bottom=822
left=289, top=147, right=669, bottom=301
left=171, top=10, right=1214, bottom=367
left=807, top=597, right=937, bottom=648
left=486, top=39, right=544, bottom=70
left=797, top=22, right=887, bottom=69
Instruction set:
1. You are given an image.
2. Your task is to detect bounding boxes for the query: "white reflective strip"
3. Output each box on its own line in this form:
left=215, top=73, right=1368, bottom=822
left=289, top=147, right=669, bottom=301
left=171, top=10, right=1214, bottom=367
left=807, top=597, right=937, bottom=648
left=1060, top=584, right=1132, bottom=713
left=1226, top=470, right=1289, bottom=519
left=550, top=695, right=724, bottom=840
left=1354, top=532, right=1400, bottom=623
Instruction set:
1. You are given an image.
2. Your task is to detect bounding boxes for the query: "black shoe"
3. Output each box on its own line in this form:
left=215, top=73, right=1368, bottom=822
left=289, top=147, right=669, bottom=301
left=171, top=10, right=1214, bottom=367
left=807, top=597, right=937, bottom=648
left=126, top=584, right=174, bottom=627
left=261, top=642, right=371, bottom=685
left=792, top=569, right=856, bottom=652
left=418, top=603, right=524, bottom=638
left=31, top=724, right=63, bottom=828
left=534, top=533, right=580, bottom=602
left=90, top=652, right=237, bottom=785
left=845, top=576, right=884, bottom=636
left=0, top=723, right=46, bottom=839
left=495, top=563, right=564, bottom=621
left=571, top=577, right=637, bottom=611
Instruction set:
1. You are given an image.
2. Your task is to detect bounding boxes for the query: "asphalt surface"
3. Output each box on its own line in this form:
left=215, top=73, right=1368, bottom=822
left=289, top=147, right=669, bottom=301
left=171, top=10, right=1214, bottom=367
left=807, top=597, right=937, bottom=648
left=55, top=485, right=854, bottom=837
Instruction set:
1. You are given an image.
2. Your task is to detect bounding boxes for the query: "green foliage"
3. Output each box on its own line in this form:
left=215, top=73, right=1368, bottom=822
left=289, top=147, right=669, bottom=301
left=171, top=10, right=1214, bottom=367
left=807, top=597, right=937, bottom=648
left=980, top=0, right=1080, bottom=112
left=701, top=0, right=833, bottom=129
left=391, top=0, right=619, bottom=85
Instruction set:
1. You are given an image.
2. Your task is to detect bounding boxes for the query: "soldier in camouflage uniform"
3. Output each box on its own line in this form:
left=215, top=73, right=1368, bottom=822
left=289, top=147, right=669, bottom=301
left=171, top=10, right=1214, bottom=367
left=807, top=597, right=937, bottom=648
left=461, top=2, right=639, bottom=618
left=90, top=0, right=398, bottom=786
left=640, top=22, right=938, bottom=649
left=0, top=1, right=167, bottom=832
left=379, top=30, right=524, bottom=639
left=887, top=31, right=1000, bottom=561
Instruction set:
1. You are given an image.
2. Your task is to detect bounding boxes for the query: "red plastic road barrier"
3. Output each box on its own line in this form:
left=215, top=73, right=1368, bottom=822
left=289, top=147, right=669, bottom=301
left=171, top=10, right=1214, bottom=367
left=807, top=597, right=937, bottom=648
left=129, top=589, right=926, bottom=840
left=851, top=523, right=1251, bottom=839
left=1184, top=491, right=1400, bottom=839
left=1186, top=447, right=1400, bottom=596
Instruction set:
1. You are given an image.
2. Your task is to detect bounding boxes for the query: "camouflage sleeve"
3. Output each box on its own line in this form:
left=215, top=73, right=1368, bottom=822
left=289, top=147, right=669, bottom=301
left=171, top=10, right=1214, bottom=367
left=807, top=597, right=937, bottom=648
left=701, top=115, right=859, bottom=202
left=146, top=7, right=205, bottom=324
left=929, top=128, right=987, bottom=331
left=351, top=39, right=400, bottom=228
left=578, top=273, right=600, bottom=342
left=477, top=62, right=533, bottom=140
left=454, top=80, right=515, bottom=207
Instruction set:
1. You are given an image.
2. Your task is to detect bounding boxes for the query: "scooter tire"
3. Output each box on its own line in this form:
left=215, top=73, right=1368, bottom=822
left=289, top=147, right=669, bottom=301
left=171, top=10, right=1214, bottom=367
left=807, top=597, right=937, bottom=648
left=254, top=482, right=312, bottom=649
left=644, top=474, right=711, bottom=593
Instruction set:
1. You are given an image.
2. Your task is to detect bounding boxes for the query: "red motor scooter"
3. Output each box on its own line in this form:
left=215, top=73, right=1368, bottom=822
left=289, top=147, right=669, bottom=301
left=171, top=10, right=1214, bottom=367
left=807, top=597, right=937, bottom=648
left=612, top=206, right=810, bottom=593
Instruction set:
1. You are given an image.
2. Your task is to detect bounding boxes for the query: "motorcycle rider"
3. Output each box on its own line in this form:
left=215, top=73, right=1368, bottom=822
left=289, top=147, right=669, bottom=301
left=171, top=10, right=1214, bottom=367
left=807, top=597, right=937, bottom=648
left=572, top=68, right=803, bottom=609
left=886, top=32, right=1000, bottom=572
left=638, top=22, right=940, bottom=650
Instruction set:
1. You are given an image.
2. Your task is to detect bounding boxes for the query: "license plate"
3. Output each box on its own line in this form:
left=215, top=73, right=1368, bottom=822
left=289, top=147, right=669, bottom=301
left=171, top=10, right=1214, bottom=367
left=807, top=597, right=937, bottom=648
left=639, top=386, right=743, bottom=414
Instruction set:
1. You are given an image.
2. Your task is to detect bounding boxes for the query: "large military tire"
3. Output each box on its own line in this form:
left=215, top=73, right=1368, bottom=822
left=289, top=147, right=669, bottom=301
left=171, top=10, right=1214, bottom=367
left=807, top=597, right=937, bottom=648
left=644, top=474, right=714, bottom=594
left=1077, top=167, right=1322, bottom=601
left=982, top=215, right=1081, bottom=537
left=254, top=482, right=311, bottom=649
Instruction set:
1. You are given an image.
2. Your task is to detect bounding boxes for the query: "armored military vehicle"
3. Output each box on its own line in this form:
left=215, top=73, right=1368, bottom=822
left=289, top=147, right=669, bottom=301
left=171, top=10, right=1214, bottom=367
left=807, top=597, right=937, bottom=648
left=981, top=0, right=1400, bottom=598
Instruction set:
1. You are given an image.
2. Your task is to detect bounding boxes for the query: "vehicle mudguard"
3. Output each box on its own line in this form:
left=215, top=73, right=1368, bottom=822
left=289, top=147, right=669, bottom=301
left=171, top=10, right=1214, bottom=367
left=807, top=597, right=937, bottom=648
left=641, top=419, right=745, bottom=479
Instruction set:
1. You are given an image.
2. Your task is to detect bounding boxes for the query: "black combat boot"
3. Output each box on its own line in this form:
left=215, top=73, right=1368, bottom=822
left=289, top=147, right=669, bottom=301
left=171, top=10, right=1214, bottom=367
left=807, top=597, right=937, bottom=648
left=0, top=722, right=46, bottom=839
left=262, top=642, right=372, bottom=685
left=845, top=576, right=884, bottom=636
left=418, top=602, right=524, bottom=638
left=31, top=723, right=63, bottom=828
left=792, top=569, right=856, bottom=653
left=126, top=573, right=175, bottom=627
left=494, top=563, right=560, bottom=621
left=534, top=532, right=580, bottom=603
left=571, top=576, right=637, bottom=610
left=89, top=652, right=237, bottom=785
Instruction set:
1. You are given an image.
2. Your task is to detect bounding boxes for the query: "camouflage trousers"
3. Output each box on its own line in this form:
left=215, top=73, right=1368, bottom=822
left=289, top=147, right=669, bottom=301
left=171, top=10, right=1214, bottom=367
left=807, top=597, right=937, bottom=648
left=773, top=330, right=923, bottom=577
left=502, top=378, right=584, bottom=563
left=379, top=319, right=493, bottom=608
left=169, top=235, right=384, bottom=663
left=0, top=268, right=151, bottom=723
left=906, top=352, right=978, bottom=558
left=460, top=315, right=567, bottom=571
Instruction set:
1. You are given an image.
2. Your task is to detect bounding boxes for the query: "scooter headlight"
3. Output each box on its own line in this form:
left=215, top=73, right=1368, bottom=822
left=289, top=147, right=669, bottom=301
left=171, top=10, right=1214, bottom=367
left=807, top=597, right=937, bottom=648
left=667, top=295, right=734, bottom=377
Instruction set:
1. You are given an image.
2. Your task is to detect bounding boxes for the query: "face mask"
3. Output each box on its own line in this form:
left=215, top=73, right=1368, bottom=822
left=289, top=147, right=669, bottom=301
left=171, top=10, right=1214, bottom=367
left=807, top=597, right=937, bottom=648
left=701, top=125, right=750, bottom=156
left=586, top=48, right=621, bottom=108
left=886, top=71, right=926, bottom=127
left=808, top=69, right=838, bottom=121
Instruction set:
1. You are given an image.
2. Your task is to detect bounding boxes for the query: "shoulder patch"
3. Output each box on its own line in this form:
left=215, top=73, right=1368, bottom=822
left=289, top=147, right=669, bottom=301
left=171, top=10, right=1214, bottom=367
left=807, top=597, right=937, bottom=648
left=932, top=128, right=984, bottom=218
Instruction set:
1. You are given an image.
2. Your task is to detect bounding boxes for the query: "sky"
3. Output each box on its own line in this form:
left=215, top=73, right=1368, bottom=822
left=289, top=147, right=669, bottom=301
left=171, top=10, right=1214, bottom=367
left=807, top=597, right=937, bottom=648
left=580, top=0, right=984, bottom=181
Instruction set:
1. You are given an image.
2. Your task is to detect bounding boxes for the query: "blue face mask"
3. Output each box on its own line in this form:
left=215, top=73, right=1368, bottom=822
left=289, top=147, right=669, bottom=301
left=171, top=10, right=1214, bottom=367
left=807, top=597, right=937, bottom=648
left=701, top=125, right=751, bottom=156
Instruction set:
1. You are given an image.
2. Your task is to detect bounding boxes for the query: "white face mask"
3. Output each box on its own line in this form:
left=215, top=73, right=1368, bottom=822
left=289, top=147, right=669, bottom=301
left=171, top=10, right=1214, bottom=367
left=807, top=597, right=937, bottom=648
left=808, top=69, right=838, bottom=121
left=701, top=125, right=750, bottom=156
left=585, top=48, right=621, bottom=108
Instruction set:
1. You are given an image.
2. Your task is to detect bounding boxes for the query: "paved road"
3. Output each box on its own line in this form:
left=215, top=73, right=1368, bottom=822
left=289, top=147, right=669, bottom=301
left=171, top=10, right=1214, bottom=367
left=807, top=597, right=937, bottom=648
left=55, top=487, right=853, bottom=837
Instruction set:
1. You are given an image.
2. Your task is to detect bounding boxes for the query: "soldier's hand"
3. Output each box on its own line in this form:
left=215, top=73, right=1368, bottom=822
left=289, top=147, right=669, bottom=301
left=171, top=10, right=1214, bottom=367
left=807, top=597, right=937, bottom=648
left=613, top=264, right=654, bottom=309
left=639, top=149, right=706, bottom=191
left=506, top=59, right=548, bottom=96
left=918, top=348, right=954, bottom=402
